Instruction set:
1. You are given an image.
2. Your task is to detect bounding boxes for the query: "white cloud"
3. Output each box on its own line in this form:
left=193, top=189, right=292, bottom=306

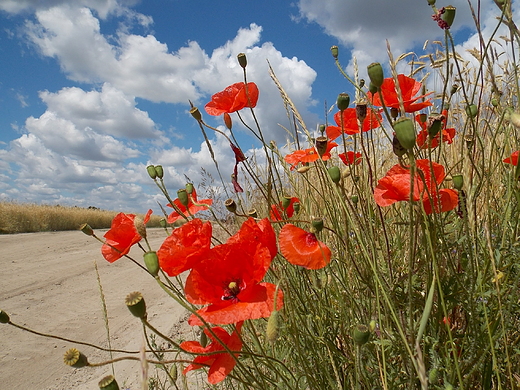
left=296, top=0, right=491, bottom=73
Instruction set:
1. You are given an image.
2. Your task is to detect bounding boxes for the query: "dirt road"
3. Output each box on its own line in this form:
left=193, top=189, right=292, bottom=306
left=0, top=229, right=198, bottom=389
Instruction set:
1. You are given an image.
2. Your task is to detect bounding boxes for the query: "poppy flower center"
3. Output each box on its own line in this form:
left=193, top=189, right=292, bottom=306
left=222, top=280, right=242, bottom=302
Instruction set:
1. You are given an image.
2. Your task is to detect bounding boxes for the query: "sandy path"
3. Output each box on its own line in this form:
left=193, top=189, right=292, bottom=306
left=0, top=229, right=202, bottom=389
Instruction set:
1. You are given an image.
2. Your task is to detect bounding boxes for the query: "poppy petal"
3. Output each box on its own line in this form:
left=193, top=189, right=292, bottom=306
left=279, top=224, right=332, bottom=269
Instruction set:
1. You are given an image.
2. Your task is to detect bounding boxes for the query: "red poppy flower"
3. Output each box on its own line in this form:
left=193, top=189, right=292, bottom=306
left=167, top=187, right=213, bottom=224
left=326, top=108, right=381, bottom=140
left=205, top=82, right=259, bottom=116
left=374, top=159, right=458, bottom=214
left=181, top=322, right=243, bottom=384
left=157, top=219, right=212, bottom=276
left=368, top=74, right=433, bottom=113
left=503, top=151, right=519, bottom=166
left=415, top=111, right=456, bottom=149
left=227, top=217, right=278, bottom=260
left=101, top=210, right=152, bottom=263
left=279, top=224, right=332, bottom=270
left=339, top=151, right=362, bottom=165
left=284, top=141, right=338, bottom=170
left=270, top=196, right=300, bottom=221
left=185, top=219, right=283, bottom=325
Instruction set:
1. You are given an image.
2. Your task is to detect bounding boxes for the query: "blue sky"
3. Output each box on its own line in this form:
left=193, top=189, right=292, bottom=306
left=0, top=0, right=505, bottom=213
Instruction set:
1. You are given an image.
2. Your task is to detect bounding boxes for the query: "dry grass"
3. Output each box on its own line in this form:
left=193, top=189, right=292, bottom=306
left=0, top=202, right=162, bottom=234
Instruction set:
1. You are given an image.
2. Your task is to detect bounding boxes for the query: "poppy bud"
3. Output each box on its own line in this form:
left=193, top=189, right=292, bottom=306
left=351, top=195, right=359, bottom=204
left=134, top=217, right=146, bottom=239
left=491, top=97, right=499, bottom=107
left=0, top=310, right=10, bottom=324
left=281, top=196, right=292, bottom=210
left=143, top=251, right=159, bottom=276
left=247, top=209, right=258, bottom=218
left=297, top=165, right=312, bottom=173
left=336, top=93, right=350, bottom=111
left=125, top=291, right=147, bottom=319
left=99, top=375, right=119, bottom=390
left=315, top=136, right=328, bottom=157
left=392, top=117, right=416, bottom=150
left=225, top=198, right=237, bottom=213
left=353, top=324, right=370, bottom=345
left=429, top=368, right=440, bottom=385
left=464, top=134, right=474, bottom=149
left=392, top=134, right=407, bottom=157
left=79, top=223, right=94, bottom=236
left=452, top=174, right=464, bottom=190
left=185, top=183, right=194, bottom=195
left=293, top=202, right=301, bottom=214
left=177, top=189, right=189, bottom=207
left=155, top=165, right=164, bottom=179
left=237, top=52, right=247, bottom=68
left=223, top=112, right=232, bottom=130
left=328, top=166, right=341, bottom=184
left=356, top=102, right=367, bottom=122
left=441, top=5, right=456, bottom=28
left=427, top=113, right=444, bottom=138
left=146, top=165, right=157, bottom=179
left=330, top=45, right=339, bottom=59
left=359, top=79, right=365, bottom=88
left=311, top=217, right=324, bottom=233
left=266, top=311, right=280, bottom=343
left=450, top=84, right=459, bottom=96
left=367, top=62, right=384, bottom=88
left=369, top=319, right=377, bottom=332
left=189, top=106, right=202, bottom=122
left=64, top=348, right=89, bottom=368
left=466, top=104, right=478, bottom=118
left=199, top=329, right=208, bottom=347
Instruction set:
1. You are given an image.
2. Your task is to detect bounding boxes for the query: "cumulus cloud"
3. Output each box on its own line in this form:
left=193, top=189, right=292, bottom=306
left=296, top=0, right=492, bottom=72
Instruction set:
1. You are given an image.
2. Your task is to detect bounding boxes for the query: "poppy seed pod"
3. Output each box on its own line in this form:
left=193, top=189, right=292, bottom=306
left=328, top=166, right=341, bottom=184
left=318, top=124, right=326, bottom=135
left=98, top=375, right=119, bottom=390
left=63, top=348, right=89, bottom=368
left=390, top=107, right=399, bottom=120
left=427, top=0, right=436, bottom=5
left=367, top=62, right=384, bottom=88
left=351, top=195, right=359, bottom=204
left=0, top=310, right=10, bottom=324
left=330, top=45, right=339, bottom=59
left=266, top=311, right=280, bottom=343
left=368, top=82, right=378, bottom=94
left=155, top=165, right=164, bottom=179
left=281, top=196, right=292, bottom=210
left=393, top=117, right=416, bottom=150
left=293, top=202, right=301, bottom=214
left=427, top=113, right=444, bottom=138
left=466, top=104, right=478, bottom=118
left=356, top=103, right=367, bottom=122
left=143, top=251, right=159, bottom=276
left=146, top=165, right=157, bottom=179
left=177, top=189, right=189, bottom=207
left=125, top=291, right=147, bottom=319
left=223, top=112, right=232, bottom=130
left=491, top=97, right=499, bottom=107
left=336, top=93, right=350, bottom=111
left=185, top=183, right=194, bottom=195
left=452, top=174, right=464, bottom=190
left=353, top=324, right=370, bottom=345
left=189, top=106, right=202, bottom=122
left=237, top=52, right=247, bottom=68
left=450, top=84, right=459, bottom=96
left=311, top=217, right=324, bottom=233
left=441, top=5, right=456, bottom=28
left=247, top=209, right=258, bottom=218
left=315, top=136, right=329, bottom=157
left=79, top=223, right=94, bottom=236
left=225, top=198, right=237, bottom=213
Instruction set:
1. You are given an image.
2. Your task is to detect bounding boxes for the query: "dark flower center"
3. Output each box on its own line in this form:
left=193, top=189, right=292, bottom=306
left=222, top=280, right=242, bottom=303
